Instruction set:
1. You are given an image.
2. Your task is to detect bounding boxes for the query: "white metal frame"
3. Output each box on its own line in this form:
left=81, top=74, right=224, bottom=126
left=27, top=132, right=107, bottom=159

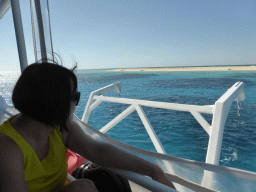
left=82, top=81, right=245, bottom=166
left=82, top=81, right=246, bottom=191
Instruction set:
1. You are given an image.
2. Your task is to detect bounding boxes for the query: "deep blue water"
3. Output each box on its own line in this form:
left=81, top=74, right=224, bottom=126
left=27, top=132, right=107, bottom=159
left=1, top=69, right=256, bottom=173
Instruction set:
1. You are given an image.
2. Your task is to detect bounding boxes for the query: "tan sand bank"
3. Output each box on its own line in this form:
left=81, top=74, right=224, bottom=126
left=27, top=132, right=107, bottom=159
left=110, top=65, right=256, bottom=72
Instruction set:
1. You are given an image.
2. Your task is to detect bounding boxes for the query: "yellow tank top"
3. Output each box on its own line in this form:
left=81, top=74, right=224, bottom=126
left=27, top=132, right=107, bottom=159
left=0, top=113, right=68, bottom=192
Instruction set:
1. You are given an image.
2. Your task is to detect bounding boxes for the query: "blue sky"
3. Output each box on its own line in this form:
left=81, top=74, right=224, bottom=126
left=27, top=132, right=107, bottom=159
left=1, top=0, right=256, bottom=71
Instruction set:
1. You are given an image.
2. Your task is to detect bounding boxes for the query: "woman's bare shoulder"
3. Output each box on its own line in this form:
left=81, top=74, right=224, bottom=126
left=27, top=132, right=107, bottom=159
left=0, top=132, right=24, bottom=160
left=0, top=133, right=29, bottom=192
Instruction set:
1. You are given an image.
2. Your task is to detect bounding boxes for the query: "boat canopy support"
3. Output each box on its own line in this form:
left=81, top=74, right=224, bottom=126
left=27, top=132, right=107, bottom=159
left=10, top=0, right=28, bottom=73
left=29, top=0, right=54, bottom=62
left=1, top=0, right=54, bottom=71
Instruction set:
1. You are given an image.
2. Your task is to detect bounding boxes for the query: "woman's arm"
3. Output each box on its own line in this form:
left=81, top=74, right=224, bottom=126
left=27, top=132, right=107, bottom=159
left=94, top=142, right=176, bottom=190
left=65, top=121, right=176, bottom=190
left=0, top=137, right=30, bottom=192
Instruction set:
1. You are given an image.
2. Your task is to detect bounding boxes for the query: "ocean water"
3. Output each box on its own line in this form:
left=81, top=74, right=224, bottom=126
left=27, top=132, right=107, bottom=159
left=1, top=69, right=256, bottom=173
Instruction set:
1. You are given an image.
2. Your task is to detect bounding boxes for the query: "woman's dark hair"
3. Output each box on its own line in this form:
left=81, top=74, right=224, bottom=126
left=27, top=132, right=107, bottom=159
left=12, top=61, right=78, bottom=133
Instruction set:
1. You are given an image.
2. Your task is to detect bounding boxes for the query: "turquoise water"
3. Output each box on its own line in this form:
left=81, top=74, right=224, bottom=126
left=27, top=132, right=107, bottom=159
left=1, top=69, right=256, bottom=173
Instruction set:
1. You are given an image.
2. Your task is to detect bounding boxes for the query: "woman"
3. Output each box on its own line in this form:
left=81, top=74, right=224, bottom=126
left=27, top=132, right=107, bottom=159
left=0, top=62, right=176, bottom=192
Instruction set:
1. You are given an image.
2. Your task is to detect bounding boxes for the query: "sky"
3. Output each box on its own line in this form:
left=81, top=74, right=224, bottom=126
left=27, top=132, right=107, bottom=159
left=1, top=0, right=256, bottom=71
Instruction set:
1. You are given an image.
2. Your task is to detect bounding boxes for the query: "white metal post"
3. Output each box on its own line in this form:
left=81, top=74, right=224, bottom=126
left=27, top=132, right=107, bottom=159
left=10, top=0, right=28, bottom=73
left=205, top=102, right=230, bottom=165
left=205, top=82, right=245, bottom=165
left=201, top=82, right=245, bottom=188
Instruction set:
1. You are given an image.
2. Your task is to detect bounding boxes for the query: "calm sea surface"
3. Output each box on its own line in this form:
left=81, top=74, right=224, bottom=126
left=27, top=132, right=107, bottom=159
left=1, top=69, right=256, bottom=173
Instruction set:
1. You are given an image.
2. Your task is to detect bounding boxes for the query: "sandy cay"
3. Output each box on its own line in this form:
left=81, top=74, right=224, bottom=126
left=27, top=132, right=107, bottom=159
left=110, top=65, right=256, bottom=72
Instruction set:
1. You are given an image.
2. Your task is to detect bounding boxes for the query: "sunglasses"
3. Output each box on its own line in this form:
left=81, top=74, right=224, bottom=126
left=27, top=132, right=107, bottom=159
left=70, top=90, right=80, bottom=106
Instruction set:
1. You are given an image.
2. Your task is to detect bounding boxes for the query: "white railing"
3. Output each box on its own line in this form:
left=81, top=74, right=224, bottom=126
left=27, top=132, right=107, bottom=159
left=80, top=81, right=245, bottom=191
left=82, top=81, right=245, bottom=166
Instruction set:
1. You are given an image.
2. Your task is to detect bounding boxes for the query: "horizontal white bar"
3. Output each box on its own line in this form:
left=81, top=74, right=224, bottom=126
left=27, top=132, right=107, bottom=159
left=94, top=95, right=214, bottom=114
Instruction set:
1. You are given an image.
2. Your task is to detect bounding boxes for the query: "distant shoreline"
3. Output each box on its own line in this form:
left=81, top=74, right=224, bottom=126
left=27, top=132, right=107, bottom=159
left=110, top=65, right=256, bottom=72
